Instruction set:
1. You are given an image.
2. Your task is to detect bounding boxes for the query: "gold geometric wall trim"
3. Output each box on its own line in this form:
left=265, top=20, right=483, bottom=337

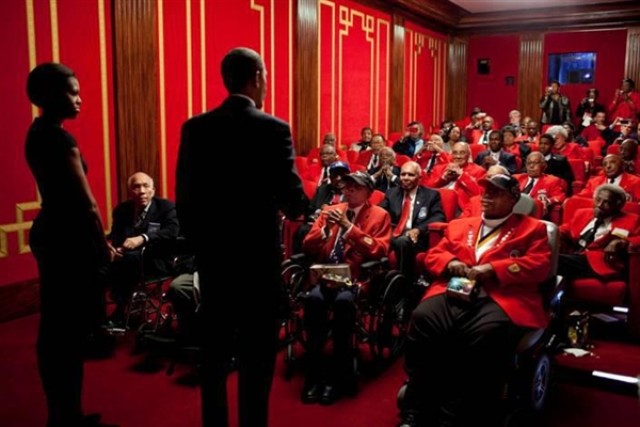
left=0, top=200, right=40, bottom=257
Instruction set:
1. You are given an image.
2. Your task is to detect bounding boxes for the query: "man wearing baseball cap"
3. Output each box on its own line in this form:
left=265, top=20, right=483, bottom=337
left=301, top=171, right=391, bottom=405
left=399, top=173, right=551, bottom=427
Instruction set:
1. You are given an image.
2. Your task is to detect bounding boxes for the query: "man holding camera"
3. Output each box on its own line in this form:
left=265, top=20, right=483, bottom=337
left=393, top=121, right=425, bottom=158
left=609, top=78, right=640, bottom=124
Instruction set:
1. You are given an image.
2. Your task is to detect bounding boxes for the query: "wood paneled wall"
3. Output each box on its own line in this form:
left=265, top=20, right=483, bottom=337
left=112, top=0, right=158, bottom=200
left=389, top=13, right=405, bottom=134
left=446, top=36, right=467, bottom=121
left=296, top=0, right=319, bottom=155
left=626, top=27, right=640, bottom=84
left=518, top=33, right=544, bottom=123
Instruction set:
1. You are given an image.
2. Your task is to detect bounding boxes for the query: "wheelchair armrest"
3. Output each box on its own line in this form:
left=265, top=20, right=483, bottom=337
left=289, top=253, right=307, bottom=265
left=360, top=257, right=389, bottom=272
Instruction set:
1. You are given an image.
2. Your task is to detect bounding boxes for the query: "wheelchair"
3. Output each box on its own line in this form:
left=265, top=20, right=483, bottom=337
left=396, top=220, right=563, bottom=426
left=279, top=253, right=409, bottom=380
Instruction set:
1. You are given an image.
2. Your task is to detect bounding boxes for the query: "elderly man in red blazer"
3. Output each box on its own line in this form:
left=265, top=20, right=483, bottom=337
left=577, top=154, right=640, bottom=201
left=398, top=174, right=551, bottom=427
left=559, top=184, right=640, bottom=280
left=301, top=171, right=391, bottom=405
left=515, top=151, right=567, bottom=217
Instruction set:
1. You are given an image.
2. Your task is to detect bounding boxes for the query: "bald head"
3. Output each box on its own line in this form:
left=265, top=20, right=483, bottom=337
left=620, top=139, right=638, bottom=162
left=128, top=172, right=155, bottom=208
left=400, top=161, right=421, bottom=191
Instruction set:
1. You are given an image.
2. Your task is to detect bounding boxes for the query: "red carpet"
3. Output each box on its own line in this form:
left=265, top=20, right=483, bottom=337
left=1, top=314, right=639, bottom=426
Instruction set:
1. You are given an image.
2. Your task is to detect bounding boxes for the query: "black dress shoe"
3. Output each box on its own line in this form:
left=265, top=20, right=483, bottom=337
left=300, top=383, right=322, bottom=404
left=397, top=413, right=420, bottom=427
left=319, top=384, right=339, bottom=405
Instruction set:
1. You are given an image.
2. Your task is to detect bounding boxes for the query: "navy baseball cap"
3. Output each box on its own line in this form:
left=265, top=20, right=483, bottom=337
left=342, top=171, right=374, bottom=191
left=329, top=161, right=350, bottom=172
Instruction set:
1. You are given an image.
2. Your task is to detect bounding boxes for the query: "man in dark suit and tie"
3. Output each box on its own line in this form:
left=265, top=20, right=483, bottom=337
left=537, top=133, right=575, bottom=194
left=176, top=47, right=307, bottom=427
left=379, top=161, right=444, bottom=284
left=105, top=171, right=179, bottom=326
left=474, top=130, right=518, bottom=174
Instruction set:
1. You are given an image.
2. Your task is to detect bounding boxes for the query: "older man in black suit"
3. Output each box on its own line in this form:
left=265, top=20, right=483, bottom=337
left=105, top=171, right=179, bottom=326
left=176, top=47, right=307, bottom=427
left=379, top=161, right=445, bottom=284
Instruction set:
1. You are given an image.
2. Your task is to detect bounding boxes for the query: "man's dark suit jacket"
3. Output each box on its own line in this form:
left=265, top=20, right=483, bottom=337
left=474, top=150, right=518, bottom=174
left=306, top=183, right=340, bottom=221
left=109, top=197, right=180, bottom=274
left=176, top=95, right=307, bottom=276
left=545, top=153, right=575, bottom=195
left=379, top=185, right=445, bottom=250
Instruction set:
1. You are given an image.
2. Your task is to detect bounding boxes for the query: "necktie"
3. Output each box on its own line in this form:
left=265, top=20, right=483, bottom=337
left=371, top=154, right=379, bottom=169
left=328, top=210, right=355, bottom=263
left=426, top=153, right=437, bottom=172
left=319, top=167, right=329, bottom=186
left=394, top=194, right=412, bottom=237
left=523, top=178, right=535, bottom=194
left=578, top=218, right=603, bottom=250
left=133, top=208, right=147, bottom=232
left=482, top=131, right=490, bottom=144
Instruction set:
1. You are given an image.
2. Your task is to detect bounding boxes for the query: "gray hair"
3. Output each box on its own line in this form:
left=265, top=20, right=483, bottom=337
left=546, top=125, right=568, bottom=139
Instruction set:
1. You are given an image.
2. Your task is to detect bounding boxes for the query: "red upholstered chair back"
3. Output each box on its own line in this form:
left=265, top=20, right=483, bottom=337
left=350, top=163, right=367, bottom=173
left=369, top=189, right=385, bottom=205
left=568, top=159, right=587, bottom=192
left=469, top=143, right=485, bottom=161
left=388, top=132, right=403, bottom=146
left=302, top=180, right=317, bottom=200
left=347, top=150, right=359, bottom=164
left=295, top=156, right=308, bottom=176
left=606, top=144, right=621, bottom=155
left=395, top=154, right=412, bottom=167
left=563, top=196, right=640, bottom=223
left=436, top=188, right=458, bottom=221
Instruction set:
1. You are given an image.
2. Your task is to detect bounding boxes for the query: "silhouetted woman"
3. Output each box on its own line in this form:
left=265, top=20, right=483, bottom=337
left=25, top=63, right=111, bottom=427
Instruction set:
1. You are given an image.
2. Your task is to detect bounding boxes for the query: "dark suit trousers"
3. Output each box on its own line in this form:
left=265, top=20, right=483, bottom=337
left=198, top=262, right=280, bottom=427
left=403, top=294, right=516, bottom=427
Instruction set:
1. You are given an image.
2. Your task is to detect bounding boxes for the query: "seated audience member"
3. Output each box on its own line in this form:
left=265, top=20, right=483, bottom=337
left=463, top=107, right=484, bottom=140
left=357, top=133, right=385, bottom=169
left=393, top=121, right=425, bottom=158
left=519, top=120, right=540, bottom=149
left=445, top=125, right=464, bottom=149
left=619, top=138, right=640, bottom=174
left=349, top=127, right=373, bottom=152
left=369, top=147, right=400, bottom=192
left=306, top=143, right=339, bottom=186
left=559, top=184, right=640, bottom=280
left=502, top=126, right=531, bottom=168
left=379, top=161, right=445, bottom=282
left=166, top=266, right=199, bottom=344
left=515, top=152, right=567, bottom=217
left=474, top=130, right=518, bottom=174
left=301, top=171, right=391, bottom=405
left=423, top=142, right=486, bottom=208
left=414, top=134, right=451, bottom=173
left=461, top=165, right=509, bottom=218
left=576, top=88, right=607, bottom=133
left=576, top=154, right=640, bottom=201
left=537, top=133, right=575, bottom=193
left=105, top=172, right=180, bottom=326
left=398, top=174, right=551, bottom=427
left=547, top=125, right=583, bottom=160
left=474, top=115, right=495, bottom=145
left=608, top=78, right=640, bottom=124
left=603, top=117, right=635, bottom=147
left=580, top=110, right=608, bottom=142
left=438, top=120, right=454, bottom=143
left=292, top=161, right=351, bottom=254
left=307, top=134, right=347, bottom=165
left=563, top=121, right=588, bottom=147
left=508, top=109, right=523, bottom=132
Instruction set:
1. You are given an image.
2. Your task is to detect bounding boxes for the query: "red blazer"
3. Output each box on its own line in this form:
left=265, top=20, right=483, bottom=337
left=424, top=215, right=551, bottom=328
left=576, top=172, right=640, bottom=202
left=302, top=202, right=391, bottom=277
left=422, top=162, right=486, bottom=208
left=552, top=142, right=583, bottom=160
left=415, top=151, right=451, bottom=171
left=560, top=208, right=640, bottom=277
left=514, top=173, right=567, bottom=205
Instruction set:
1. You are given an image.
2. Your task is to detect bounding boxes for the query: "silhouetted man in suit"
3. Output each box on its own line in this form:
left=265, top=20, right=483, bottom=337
left=176, top=47, right=307, bottom=427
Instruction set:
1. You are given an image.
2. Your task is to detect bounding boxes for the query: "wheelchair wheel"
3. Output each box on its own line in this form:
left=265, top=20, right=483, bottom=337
left=528, top=353, right=551, bottom=412
left=396, top=382, right=408, bottom=412
left=368, top=271, right=408, bottom=366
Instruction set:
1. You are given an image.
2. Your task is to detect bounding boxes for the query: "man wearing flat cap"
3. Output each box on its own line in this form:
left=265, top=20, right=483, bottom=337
left=301, top=171, right=391, bottom=405
left=398, top=174, right=551, bottom=427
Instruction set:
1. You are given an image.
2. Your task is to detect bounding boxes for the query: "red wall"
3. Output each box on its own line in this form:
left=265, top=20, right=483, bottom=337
left=403, top=20, right=447, bottom=134
left=158, top=0, right=295, bottom=200
left=467, top=34, right=520, bottom=126
left=318, top=0, right=391, bottom=149
left=543, top=29, right=628, bottom=124
left=467, top=29, right=629, bottom=127
left=0, top=0, right=117, bottom=287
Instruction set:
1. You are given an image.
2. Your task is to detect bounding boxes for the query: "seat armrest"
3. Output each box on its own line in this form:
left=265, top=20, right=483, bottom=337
left=361, top=257, right=389, bottom=272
